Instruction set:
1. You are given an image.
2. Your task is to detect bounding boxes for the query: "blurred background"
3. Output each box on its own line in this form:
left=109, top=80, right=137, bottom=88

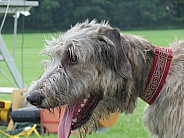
left=0, top=1, right=184, bottom=137
left=1, top=0, right=184, bottom=33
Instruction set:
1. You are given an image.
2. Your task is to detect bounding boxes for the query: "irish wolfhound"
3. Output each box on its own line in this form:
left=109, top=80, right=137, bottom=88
left=26, top=20, right=184, bottom=138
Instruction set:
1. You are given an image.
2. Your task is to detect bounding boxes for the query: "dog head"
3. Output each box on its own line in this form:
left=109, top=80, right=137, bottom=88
left=27, top=20, right=136, bottom=137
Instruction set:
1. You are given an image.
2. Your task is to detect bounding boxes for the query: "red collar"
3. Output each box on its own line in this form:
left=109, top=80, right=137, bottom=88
left=140, top=46, right=172, bottom=105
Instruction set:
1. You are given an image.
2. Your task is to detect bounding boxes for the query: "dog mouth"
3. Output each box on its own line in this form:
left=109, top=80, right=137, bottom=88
left=58, top=94, right=102, bottom=138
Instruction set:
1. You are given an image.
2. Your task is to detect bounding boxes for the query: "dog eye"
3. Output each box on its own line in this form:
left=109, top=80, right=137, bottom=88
left=39, top=85, right=45, bottom=89
left=69, top=55, right=78, bottom=64
left=58, top=65, right=62, bottom=69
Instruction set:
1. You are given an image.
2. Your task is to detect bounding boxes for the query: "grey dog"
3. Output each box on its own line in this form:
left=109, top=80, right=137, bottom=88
left=27, top=20, right=184, bottom=138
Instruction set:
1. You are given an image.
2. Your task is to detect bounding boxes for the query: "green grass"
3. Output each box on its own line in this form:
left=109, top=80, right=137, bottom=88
left=0, top=29, right=184, bottom=138
left=127, top=29, right=184, bottom=46
left=1, top=29, right=184, bottom=87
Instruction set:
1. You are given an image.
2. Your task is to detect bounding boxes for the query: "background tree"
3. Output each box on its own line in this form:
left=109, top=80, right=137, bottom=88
left=1, top=0, right=184, bottom=32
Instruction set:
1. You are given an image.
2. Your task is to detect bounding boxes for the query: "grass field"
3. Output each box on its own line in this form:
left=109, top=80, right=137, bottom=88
left=0, top=29, right=184, bottom=138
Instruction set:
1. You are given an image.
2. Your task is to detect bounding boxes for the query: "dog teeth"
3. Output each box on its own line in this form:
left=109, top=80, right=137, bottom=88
left=83, top=99, right=88, bottom=103
left=78, top=109, right=81, bottom=113
left=72, top=118, right=77, bottom=123
left=87, top=94, right=90, bottom=98
left=81, top=103, right=85, bottom=108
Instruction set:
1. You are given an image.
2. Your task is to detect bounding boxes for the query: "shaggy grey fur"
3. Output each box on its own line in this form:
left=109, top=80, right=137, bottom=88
left=27, top=20, right=184, bottom=138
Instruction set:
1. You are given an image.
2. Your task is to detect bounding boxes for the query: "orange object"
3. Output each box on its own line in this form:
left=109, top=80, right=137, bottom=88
left=98, top=112, right=119, bottom=127
left=40, top=106, right=65, bottom=133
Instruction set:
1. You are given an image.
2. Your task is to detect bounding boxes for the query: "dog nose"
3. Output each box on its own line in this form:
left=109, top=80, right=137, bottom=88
left=26, top=93, right=43, bottom=106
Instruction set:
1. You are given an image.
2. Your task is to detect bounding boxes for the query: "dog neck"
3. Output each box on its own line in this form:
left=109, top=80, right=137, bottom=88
left=139, top=46, right=172, bottom=104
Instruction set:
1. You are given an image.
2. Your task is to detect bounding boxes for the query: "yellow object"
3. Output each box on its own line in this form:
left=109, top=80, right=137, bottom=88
left=0, top=100, right=11, bottom=110
left=0, top=110, right=9, bottom=122
left=0, top=100, right=11, bottom=122
left=0, top=124, right=40, bottom=138
left=98, top=112, right=119, bottom=127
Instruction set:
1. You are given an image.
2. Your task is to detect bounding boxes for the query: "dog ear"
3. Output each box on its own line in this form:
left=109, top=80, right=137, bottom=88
left=98, top=27, right=132, bottom=79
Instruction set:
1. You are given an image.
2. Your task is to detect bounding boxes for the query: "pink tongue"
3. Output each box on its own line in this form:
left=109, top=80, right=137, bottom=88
left=58, top=104, right=76, bottom=138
